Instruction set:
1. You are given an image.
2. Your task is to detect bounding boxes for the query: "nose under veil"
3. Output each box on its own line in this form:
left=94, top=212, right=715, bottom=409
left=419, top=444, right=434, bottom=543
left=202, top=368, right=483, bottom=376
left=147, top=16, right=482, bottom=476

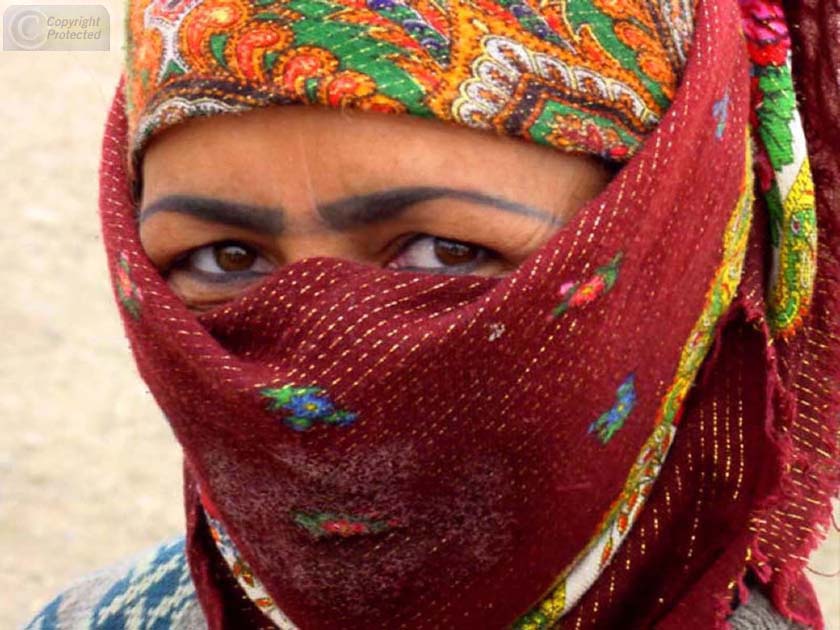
left=99, top=0, right=840, bottom=628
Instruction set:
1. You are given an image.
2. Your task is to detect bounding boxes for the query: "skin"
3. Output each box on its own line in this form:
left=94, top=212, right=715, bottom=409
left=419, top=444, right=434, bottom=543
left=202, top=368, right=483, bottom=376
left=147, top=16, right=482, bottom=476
left=139, top=105, right=613, bottom=313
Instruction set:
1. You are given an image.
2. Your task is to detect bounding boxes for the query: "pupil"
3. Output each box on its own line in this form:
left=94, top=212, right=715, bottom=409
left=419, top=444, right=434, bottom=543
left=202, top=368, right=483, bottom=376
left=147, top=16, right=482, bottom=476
left=214, top=243, right=255, bottom=272
left=433, top=238, right=476, bottom=265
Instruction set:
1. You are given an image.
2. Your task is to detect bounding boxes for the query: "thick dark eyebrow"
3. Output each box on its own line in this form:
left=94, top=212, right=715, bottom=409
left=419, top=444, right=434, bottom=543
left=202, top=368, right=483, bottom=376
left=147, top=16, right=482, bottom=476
left=139, top=194, right=285, bottom=235
left=317, top=186, right=561, bottom=229
left=138, top=187, right=560, bottom=235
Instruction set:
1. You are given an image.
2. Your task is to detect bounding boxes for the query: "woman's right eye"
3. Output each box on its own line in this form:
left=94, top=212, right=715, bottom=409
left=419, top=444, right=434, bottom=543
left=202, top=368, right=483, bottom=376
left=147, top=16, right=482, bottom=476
left=170, top=241, right=275, bottom=283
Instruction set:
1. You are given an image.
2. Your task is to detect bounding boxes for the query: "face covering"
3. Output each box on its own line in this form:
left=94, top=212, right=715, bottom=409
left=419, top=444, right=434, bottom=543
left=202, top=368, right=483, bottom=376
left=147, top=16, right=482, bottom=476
left=101, top=0, right=839, bottom=627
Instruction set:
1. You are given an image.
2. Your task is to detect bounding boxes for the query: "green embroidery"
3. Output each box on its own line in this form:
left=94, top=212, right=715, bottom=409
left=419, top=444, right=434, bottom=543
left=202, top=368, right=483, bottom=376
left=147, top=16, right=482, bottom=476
left=261, top=384, right=358, bottom=431
left=115, top=252, right=142, bottom=321
left=292, top=510, right=399, bottom=539
left=550, top=253, right=623, bottom=318
left=589, top=375, right=637, bottom=444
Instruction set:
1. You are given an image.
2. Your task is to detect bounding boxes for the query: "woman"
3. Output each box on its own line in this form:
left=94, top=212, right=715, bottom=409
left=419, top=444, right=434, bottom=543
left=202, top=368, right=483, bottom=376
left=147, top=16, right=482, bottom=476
left=25, top=0, right=838, bottom=627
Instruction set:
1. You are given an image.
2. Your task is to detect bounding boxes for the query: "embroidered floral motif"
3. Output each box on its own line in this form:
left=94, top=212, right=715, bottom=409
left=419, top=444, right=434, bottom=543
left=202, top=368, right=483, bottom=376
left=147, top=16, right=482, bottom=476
left=738, top=0, right=817, bottom=338
left=261, top=385, right=358, bottom=431
left=712, top=88, right=730, bottom=140
left=115, top=251, right=143, bottom=320
left=549, top=252, right=623, bottom=318
left=292, top=510, right=400, bottom=539
left=589, top=375, right=637, bottom=444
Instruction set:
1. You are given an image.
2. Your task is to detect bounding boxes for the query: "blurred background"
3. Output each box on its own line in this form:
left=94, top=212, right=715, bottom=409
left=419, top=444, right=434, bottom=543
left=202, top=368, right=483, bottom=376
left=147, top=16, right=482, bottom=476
left=0, top=0, right=837, bottom=628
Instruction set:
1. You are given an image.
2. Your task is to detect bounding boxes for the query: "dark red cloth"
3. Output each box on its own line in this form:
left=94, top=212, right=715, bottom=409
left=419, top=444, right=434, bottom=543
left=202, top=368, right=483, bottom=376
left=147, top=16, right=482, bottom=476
left=97, top=0, right=839, bottom=626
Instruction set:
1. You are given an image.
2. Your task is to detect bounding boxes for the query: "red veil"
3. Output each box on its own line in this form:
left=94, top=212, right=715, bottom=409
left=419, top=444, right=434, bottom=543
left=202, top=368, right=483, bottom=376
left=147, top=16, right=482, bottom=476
left=98, top=0, right=839, bottom=627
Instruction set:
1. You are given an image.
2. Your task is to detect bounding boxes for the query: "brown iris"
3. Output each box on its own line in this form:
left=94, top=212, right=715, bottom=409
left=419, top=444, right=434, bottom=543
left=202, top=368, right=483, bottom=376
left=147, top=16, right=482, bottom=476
left=433, top=238, right=479, bottom=265
left=213, top=242, right=256, bottom=272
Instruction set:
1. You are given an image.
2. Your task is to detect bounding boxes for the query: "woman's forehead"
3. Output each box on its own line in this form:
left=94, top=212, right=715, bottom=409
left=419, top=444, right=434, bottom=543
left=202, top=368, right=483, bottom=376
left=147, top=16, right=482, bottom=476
left=140, top=105, right=612, bottom=205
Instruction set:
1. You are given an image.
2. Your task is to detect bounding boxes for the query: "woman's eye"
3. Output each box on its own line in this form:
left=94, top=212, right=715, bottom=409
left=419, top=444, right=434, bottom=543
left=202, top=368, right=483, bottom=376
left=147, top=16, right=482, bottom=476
left=168, top=235, right=498, bottom=293
left=171, top=241, right=275, bottom=282
left=386, top=235, right=492, bottom=274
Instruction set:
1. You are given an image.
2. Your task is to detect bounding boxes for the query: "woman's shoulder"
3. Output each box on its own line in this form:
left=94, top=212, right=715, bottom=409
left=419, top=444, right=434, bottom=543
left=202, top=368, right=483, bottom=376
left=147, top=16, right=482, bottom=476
left=24, top=537, right=809, bottom=630
left=24, top=537, right=205, bottom=629
left=728, top=588, right=812, bottom=630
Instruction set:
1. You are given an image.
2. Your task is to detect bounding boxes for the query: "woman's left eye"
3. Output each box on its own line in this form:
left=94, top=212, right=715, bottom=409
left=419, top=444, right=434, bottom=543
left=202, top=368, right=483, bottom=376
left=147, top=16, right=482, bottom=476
left=386, top=235, right=492, bottom=274
left=171, top=241, right=275, bottom=282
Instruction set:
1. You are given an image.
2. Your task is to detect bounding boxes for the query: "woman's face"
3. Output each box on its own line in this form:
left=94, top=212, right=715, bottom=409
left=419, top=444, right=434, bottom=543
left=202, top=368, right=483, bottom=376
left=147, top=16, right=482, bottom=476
left=139, top=106, right=612, bottom=313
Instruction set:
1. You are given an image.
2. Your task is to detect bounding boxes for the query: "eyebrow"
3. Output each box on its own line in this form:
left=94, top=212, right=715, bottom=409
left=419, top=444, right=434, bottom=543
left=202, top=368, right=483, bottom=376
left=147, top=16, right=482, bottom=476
left=139, top=195, right=285, bottom=235
left=317, top=187, right=562, bottom=228
left=138, top=187, right=561, bottom=234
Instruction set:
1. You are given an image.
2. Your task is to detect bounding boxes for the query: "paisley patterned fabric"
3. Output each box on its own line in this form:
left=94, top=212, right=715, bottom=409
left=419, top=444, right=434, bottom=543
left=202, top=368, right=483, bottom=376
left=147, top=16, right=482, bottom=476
left=123, top=0, right=697, bottom=186
left=738, top=0, right=817, bottom=339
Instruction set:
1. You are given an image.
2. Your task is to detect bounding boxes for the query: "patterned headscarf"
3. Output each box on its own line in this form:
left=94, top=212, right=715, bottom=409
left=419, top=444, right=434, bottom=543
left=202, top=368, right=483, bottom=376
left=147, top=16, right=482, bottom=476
left=101, top=0, right=840, bottom=628
left=123, top=0, right=696, bottom=192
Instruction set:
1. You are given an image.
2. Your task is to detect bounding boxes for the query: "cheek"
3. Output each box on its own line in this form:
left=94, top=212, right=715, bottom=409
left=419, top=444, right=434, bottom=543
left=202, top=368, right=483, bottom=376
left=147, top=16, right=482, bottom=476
left=567, top=159, right=615, bottom=203
left=166, top=270, right=266, bottom=310
left=503, top=220, right=562, bottom=264
left=164, top=272, right=211, bottom=307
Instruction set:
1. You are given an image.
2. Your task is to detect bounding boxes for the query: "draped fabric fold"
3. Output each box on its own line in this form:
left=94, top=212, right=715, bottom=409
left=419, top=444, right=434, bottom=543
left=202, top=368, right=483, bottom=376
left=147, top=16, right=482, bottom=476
left=99, top=0, right=838, bottom=627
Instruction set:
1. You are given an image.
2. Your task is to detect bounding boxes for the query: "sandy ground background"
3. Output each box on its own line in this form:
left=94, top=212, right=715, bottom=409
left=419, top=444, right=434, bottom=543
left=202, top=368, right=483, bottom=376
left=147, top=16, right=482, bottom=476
left=0, top=1, right=837, bottom=628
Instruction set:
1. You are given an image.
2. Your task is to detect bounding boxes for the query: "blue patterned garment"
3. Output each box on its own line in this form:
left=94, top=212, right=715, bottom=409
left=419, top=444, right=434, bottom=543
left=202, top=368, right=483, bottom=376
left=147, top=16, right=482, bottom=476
left=23, top=536, right=804, bottom=629
left=24, top=537, right=204, bottom=630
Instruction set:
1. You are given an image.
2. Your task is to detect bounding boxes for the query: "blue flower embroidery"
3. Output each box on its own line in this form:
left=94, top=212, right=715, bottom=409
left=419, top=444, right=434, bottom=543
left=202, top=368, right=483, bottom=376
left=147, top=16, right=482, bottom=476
left=589, top=375, right=637, bottom=444
left=713, top=89, right=730, bottom=140
left=261, top=385, right=358, bottom=431
left=286, top=392, right=336, bottom=419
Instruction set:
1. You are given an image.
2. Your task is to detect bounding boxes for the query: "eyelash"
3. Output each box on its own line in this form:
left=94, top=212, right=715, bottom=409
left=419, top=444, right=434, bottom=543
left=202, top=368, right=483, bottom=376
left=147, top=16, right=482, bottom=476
left=167, top=235, right=498, bottom=281
left=167, top=241, right=262, bottom=283
left=386, top=234, right=491, bottom=274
